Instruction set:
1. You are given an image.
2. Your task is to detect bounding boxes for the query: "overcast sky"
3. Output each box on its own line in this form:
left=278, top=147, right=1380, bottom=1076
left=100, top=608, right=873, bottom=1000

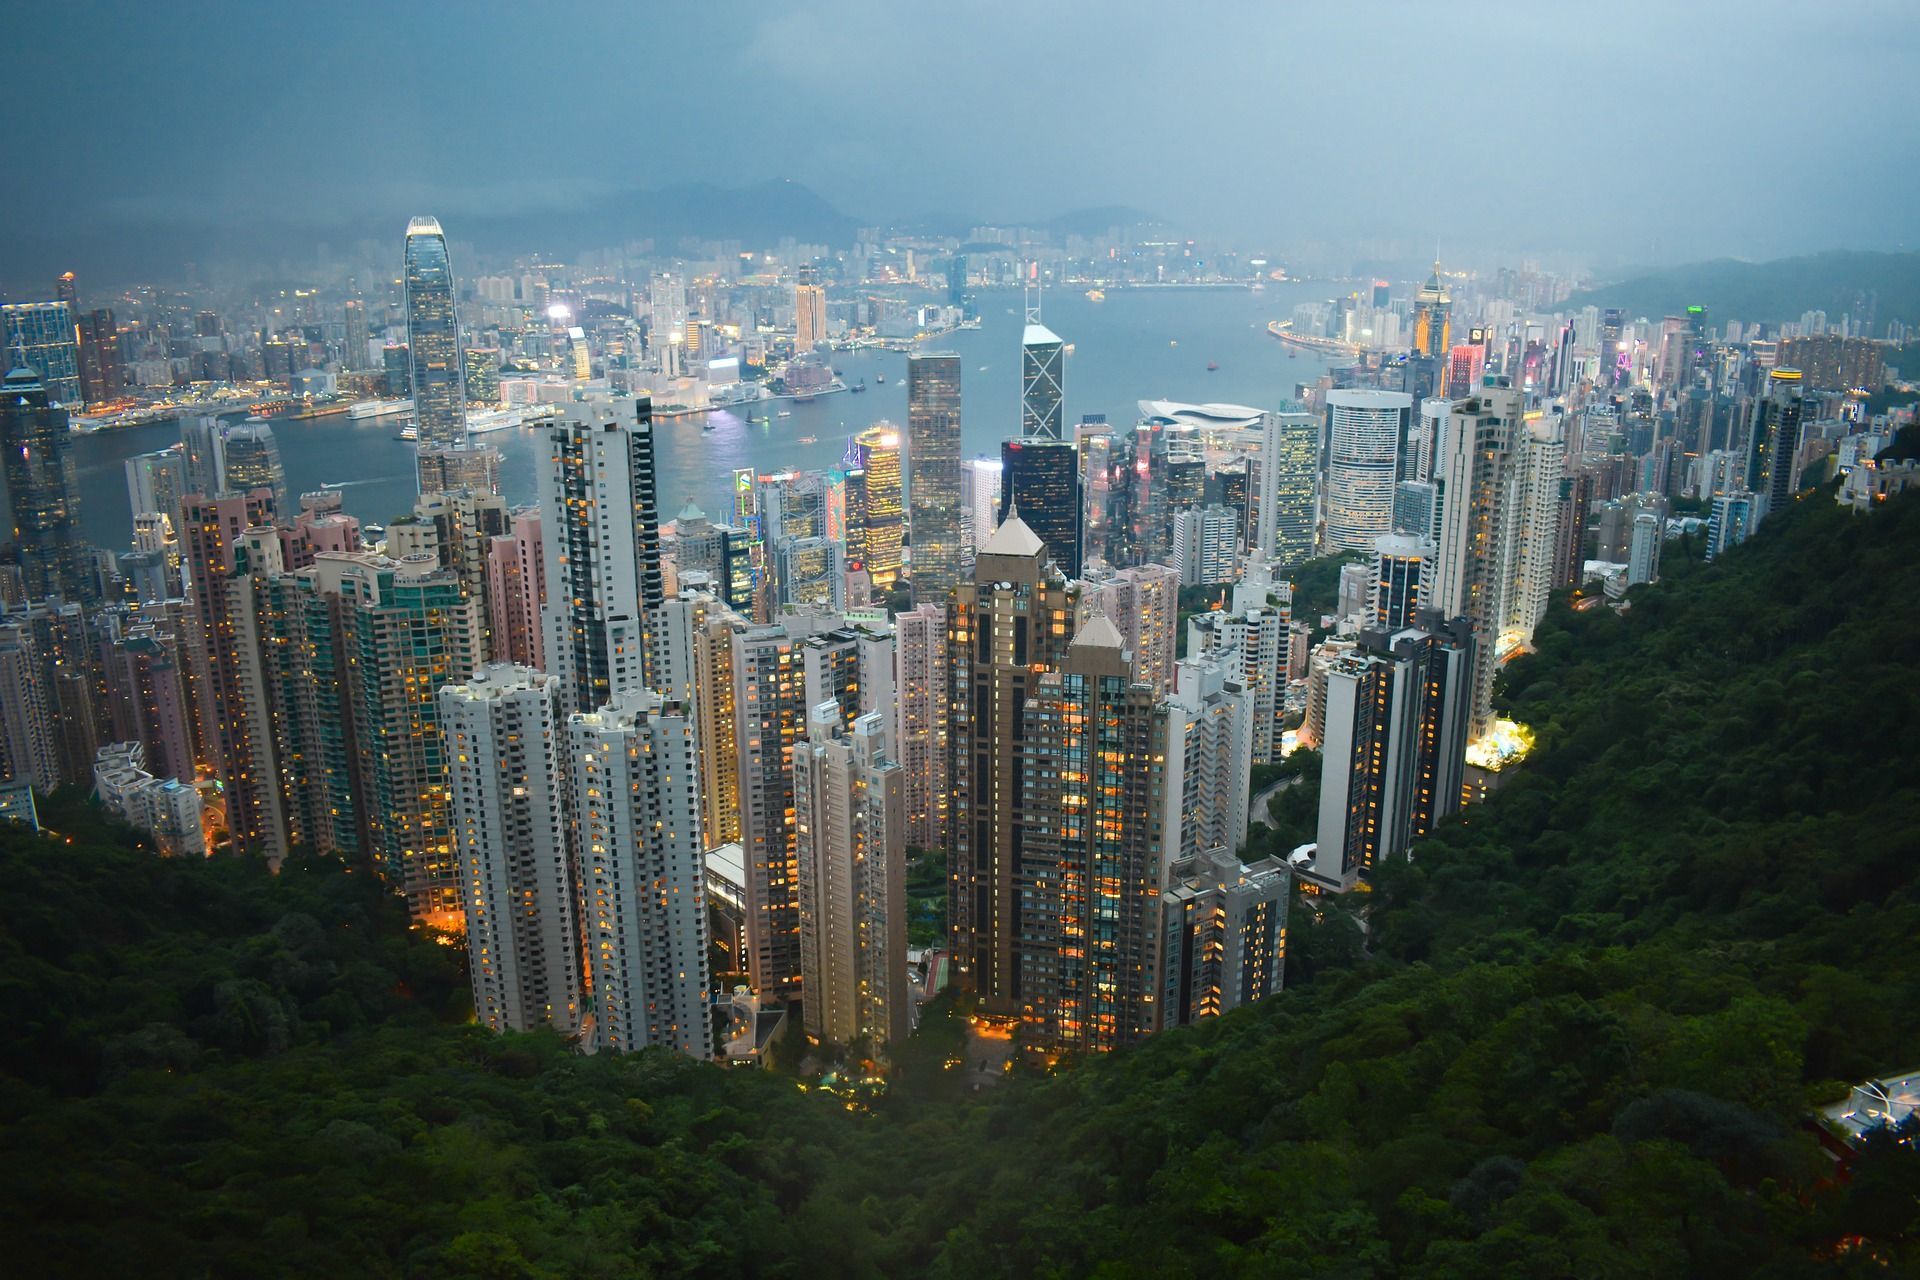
left=5, top=0, right=1915, bottom=268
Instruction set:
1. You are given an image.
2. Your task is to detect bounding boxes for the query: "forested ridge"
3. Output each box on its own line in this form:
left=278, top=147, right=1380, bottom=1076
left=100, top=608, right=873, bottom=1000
left=2, top=486, right=1918, bottom=1278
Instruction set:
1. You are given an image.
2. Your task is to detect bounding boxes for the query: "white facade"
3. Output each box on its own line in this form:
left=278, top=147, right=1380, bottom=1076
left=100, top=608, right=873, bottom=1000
left=1159, top=656, right=1255, bottom=876
left=1428, top=386, right=1524, bottom=735
left=793, top=705, right=908, bottom=1051
left=1171, top=504, right=1242, bottom=587
left=1186, top=604, right=1286, bottom=764
left=440, top=666, right=583, bottom=1037
left=571, top=692, right=711, bottom=1058
left=1323, top=390, right=1412, bottom=552
left=960, top=457, right=1004, bottom=553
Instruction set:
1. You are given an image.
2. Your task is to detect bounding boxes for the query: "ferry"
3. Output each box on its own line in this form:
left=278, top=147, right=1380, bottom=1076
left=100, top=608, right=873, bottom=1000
left=796, top=436, right=818, bottom=445
left=850, top=377, right=867, bottom=394
left=394, top=425, right=418, bottom=442
left=464, top=407, right=525, bottom=434
left=350, top=397, right=412, bottom=420
left=874, top=372, right=886, bottom=384
left=1085, top=288, right=1106, bottom=302
left=777, top=409, right=793, bottom=418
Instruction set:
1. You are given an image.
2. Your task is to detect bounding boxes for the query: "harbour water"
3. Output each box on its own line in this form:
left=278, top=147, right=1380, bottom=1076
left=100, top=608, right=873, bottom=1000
left=63, top=281, right=1339, bottom=549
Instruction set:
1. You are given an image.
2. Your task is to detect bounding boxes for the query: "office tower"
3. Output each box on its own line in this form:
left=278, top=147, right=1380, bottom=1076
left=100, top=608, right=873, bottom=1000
left=1157, top=847, right=1288, bottom=1029
left=1160, top=653, right=1254, bottom=867
left=382, top=343, right=411, bottom=397
left=180, top=491, right=277, bottom=853
left=1776, top=335, right=1882, bottom=392
left=125, top=448, right=185, bottom=528
left=793, top=704, right=907, bottom=1051
left=219, top=419, right=288, bottom=513
left=1251, top=410, right=1317, bottom=569
left=1080, top=562, right=1179, bottom=695
left=1443, top=343, right=1486, bottom=399
left=774, top=536, right=843, bottom=611
left=947, top=515, right=1080, bottom=1012
left=999, top=437, right=1082, bottom=578
left=1323, top=390, right=1412, bottom=551
left=539, top=401, right=664, bottom=714
left=907, top=353, right=964, bottom=604
left=1411, top=264, right=1451, bottom=359
left=1627, top=513, right=1662, bottom=586
left=1170, top=504, right=1240, bottom=587
left=670, top=505, right=755, bottom=615
left=1372, top=534, right=1429, bottom=629
left=892, top=602, right=948, bottom=850
left=416, top=442, right=502, bottom=497
left=0, top=622, right=59, bottom=792
left=1186, top=598, right=1287, bottom=763
left=440, top=666, right=583, bottom=1036
left=486, top=509, right=545, bottom=669
left=404, top=216, right=466, bottom=446
left=1019, top=614, right=1162, bottom=1053
left=1706, top=491, right=1756, bottom=561
left=1021, top=321, right=1065, bottom=440
left=846, top=424, right=906, bottom=590
left=794, top=265, right=827, bottom=351
left=1428, top=385, right=1523, bottom=737
left=1747, top=367, right=1805, bottom=520
left=1076, top=417, right=1127, bottom=567
left=570, top=691, right=711, bottom=1058
left=179, top=417, right=225, bottom=501
left=342, top=299, right=369, bottom=370
left=1, top=302, right=81, bottom=405
left=1312, top=615, right=1474, bottom=889
left=1599, top=308, right=1625, bottom=389
left=464, top=347, right=501, bottom=404
left=1, top=368, right=90, bottom=602
left=960, top=456, right=1003, bottom=554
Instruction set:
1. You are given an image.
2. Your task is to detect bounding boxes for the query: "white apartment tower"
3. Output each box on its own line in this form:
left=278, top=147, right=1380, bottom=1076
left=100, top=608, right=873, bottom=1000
left=440, top=666, right=583, bottom=1037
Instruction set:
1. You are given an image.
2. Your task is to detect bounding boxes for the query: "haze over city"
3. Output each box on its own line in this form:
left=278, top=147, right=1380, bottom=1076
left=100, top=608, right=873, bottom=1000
left=3, top=3, right=1919, bottom=1275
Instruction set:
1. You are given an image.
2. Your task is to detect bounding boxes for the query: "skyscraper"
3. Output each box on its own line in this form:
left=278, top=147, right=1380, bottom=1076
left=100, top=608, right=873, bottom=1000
left=847, top=425, right=906, bottom=589
left=404, top=216, right=466, bottom=446
left=1170, top=504, right=1240, bottom=586
left=125, top=448, right=185, bottom=527
left=946, top=515, right=1079, bottom=1013
left=219, top=419, right=288, bottom=513
left=999, top=437, right=1082, bottom=578
left=1021, top=321, right=1065, bottom=440
left=570, top=691, right=711, bottom=1058
left=1428, top=385, right=1523, bottom=736
left=794, top=266, right=827, bottom=351
left=440, top=666, right=583, bottom=1036
left=959, top=455, right=1003, bottom=555
left=1312, top=616, right=1474, bottom=889
left=1, top=302, right=82, bottom=405
left=485, top=509, right=545, bottom=670
left=1186, top=598, right=1287, bottom=764
left=1411, top=264, right=1451, bottom=360
left=892, top=602, right=948, bottom=851
left=1322, top=390, right=1412, bottom=552
left=540, top=400, right=665, bottom=714
left=2, top=368, right=90, bottom=602
left=1157, top=847, right=1289, bottom=1030
left=1748, top=367, right=1806, bottom=521
left=1018, top=613, right=1163, bottom=1053
left=793, top=704, right=908, bottom=1051
left=1371, top=534, right=1430, bottom=630
left=907, top=353, right=964, bottom=604
left=342, top=299, right=369, bottom=370
left=1080, top=562, right=1180, bottom=696
left=1252, top=410, right=1317, bottom=569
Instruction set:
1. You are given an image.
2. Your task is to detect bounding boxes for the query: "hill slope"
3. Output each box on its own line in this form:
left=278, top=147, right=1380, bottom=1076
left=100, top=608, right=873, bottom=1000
left=2, top=488, right=1918, bottom=1277
left=1566, top=249, right=1920, bottom=330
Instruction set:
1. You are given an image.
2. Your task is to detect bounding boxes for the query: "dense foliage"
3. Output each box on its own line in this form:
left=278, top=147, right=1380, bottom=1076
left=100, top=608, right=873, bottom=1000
left=3, top=491, right=1918, bottom=1277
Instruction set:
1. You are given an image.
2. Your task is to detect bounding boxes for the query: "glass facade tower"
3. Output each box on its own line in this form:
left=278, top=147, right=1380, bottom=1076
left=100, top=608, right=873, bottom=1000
left=404, top=217, right=466, bottom=446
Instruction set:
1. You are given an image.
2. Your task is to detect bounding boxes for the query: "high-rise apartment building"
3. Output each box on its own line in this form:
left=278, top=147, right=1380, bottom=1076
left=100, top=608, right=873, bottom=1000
left=1170, top=504, right=1241, bottom=586
left=440, top=666, right=583, bottom=1036
left=892, top=601, right=949, bottom=850
left=1186, top=599, right=1287, bottom=764
left=1747, top=367, right=1805, bottom=521
left=416, top=442, right=502, bottom=497
left=907, top=353, right=964, bottom=605
left=1706, top=490, right=1756, bottom=560
left=1323, top=390, right=1412, bottom=552
left=220, top=419, right=288, bottom=514
left=125, top=448, right=185, bottom=528
left=946, top=516, right=1079, bottom=1013
left=793, top=704, right=907, bottom=1051
left=404, top=216, right=467, bottom=446
left=1157, top=847, right=1288, bottom=1030
left=1371, top=534, right=1430, bottom=630
left=1159, top=653, right=1254, bottom=868
left=1018, top=614, right=1163, bottom=1053
left=1428, top=385, right=1524, bottom=736
left=1080, top=562, right=1180, bottom=696
left=486, top=509, right=545, bottom=670
left=2, top=368, right=91, bottom=602
left=1312, top=616, right=1474, bottom=889
left=570, top=691, right=711, bottom=1058
left=539, top=401, right=664, bottom=714
left=794, top=266, right=827, bottom=351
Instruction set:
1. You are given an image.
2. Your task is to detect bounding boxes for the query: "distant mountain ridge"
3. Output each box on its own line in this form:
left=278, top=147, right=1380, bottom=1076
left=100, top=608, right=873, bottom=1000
left=1567, top=249, right=1920, bottom=329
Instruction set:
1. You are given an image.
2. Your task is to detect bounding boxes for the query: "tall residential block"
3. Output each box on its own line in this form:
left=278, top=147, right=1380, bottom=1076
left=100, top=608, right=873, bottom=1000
left=892, top=602, right=949, bottom=851
left=907, top=353, right=964, bottom=605
left=440, top=666, right=583, bottom=1036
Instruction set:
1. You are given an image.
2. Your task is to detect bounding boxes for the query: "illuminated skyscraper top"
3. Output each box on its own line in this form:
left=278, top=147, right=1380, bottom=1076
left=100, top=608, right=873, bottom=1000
left=1021, top=321, right=1065, bottom=440
left=1411, top=262, right=1451, bottom=360
left=404, top=217, right=466, bottom=446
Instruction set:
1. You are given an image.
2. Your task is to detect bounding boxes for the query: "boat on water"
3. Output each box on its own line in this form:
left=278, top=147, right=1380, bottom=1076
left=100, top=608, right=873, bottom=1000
left=874, top=372, right=886, bottom=384
left=350, top=397, right=412, bottom=420
left=797, top=436, right=818, bottom=445
left=702, top=420, right=716, bottom=432
left=1207, top=361, right=1219, bottom=372
left=778, top=409, right=793, bottom=418
left=1085, top=288, right=1106, bottom=302
left=393, top=425, right=418, bottom=442
left=850, top=377, right=867, bottom=394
